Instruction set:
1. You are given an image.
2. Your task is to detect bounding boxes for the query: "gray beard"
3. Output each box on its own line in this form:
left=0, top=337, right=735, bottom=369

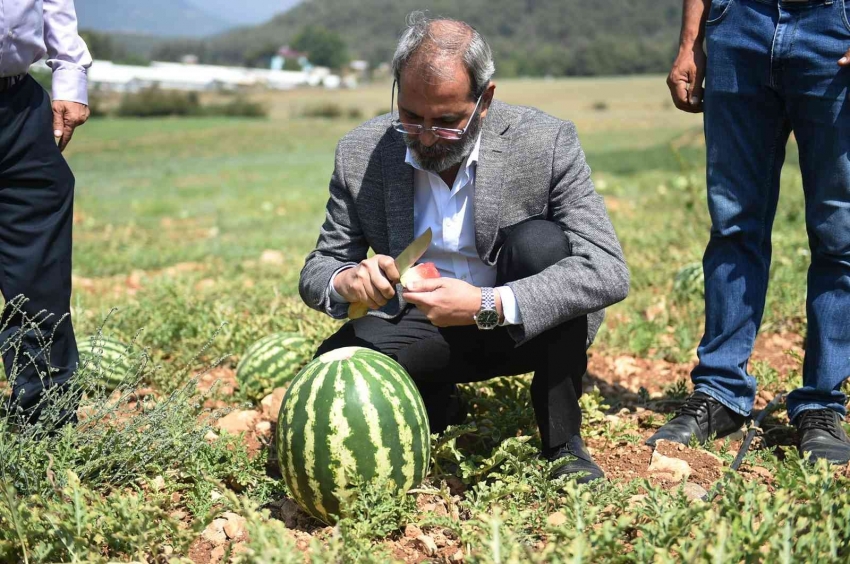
left=404, top=112, right=482, bottom=173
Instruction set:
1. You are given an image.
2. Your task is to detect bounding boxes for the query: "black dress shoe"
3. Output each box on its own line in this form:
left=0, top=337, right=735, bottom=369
left=794, top=409, right=850, bottom=465
left=545, top=435, right=605, bottom=484
left=645, top=392, right=748, bottom=447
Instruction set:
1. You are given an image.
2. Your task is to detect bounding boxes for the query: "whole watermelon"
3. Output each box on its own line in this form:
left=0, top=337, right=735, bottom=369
left=236, top=332, right=311, bottom=401
left=276, top=346, right=431, bottom=524
left=77, top=336, right=136, bottom=390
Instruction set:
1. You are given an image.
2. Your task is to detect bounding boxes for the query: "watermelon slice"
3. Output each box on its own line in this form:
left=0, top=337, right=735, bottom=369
left=400, top=262, right=441, bottom=288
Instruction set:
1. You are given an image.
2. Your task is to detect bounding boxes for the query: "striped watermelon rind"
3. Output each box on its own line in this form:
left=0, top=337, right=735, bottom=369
left=276, top=346, right=431, bottom=524
left=236, top=332, right=311, bottom=401
left=77, top=336, right=137, bottom=391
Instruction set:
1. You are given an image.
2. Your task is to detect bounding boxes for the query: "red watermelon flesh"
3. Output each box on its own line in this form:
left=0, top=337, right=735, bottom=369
left=400, top=263, right=441, bottom=288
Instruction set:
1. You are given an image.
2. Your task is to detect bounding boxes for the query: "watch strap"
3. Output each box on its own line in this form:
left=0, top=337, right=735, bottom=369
left=481, top=287, right=496, bottom=312
left=475, top=287, right=499, bottom=330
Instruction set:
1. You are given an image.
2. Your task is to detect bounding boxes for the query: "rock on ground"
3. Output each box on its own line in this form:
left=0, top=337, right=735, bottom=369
left=261, top=387, right=288, bottom=421
left=221, top=511, right=247, bottom=540
left=416, top=534, right=438, bottom=557
left=202, top=519, right=228, bottom=546
left=682, top=482, right=709, bottom=502
left=547, top=512, right=568, bottom=527
left=648, top=450, right=692, bottom=482
left=216, top=410, right=260, bottom=435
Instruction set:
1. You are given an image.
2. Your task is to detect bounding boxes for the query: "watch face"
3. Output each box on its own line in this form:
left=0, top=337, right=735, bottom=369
left=477, top=310, right=499, bottom=329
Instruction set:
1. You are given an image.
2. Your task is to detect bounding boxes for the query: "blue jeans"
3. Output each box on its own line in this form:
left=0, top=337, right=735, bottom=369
left=695, top=0, right=850, bottom=421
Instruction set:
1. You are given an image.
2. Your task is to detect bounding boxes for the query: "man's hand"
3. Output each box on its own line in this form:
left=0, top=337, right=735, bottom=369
left=52, top=101, right=90, bottom=152
left=840, top=48, right=850, bottom=67
left=668, top=43, right=707, bottom=113
left=403, top=279, right=501, bottom=328
left=334, top=256, right=400, bottom=310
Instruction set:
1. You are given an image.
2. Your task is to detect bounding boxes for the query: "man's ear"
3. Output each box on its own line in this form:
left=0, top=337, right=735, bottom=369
left=479, top=82, right=496, bottom=120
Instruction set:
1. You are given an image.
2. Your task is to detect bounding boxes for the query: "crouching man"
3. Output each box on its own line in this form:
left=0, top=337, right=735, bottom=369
left=299, top=13, right=629, bottom=483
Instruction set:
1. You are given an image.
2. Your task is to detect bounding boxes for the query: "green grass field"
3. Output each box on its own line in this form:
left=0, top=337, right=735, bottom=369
left=2, top=76, right=845, bottom=563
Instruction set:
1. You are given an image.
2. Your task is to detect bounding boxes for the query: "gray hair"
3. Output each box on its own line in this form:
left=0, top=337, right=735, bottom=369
left=392, top=11, right=495, bottom=100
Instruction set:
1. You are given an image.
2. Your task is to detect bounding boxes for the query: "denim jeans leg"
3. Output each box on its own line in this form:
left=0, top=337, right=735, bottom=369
left=692, top=0, right=791, bottom=416
left=781, top=0, right=850, bottom=421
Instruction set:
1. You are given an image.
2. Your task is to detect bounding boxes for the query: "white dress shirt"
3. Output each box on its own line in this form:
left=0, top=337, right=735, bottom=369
left=330, top=132, right=523, bottom=326
left=0, top=0, right=92, bottom=104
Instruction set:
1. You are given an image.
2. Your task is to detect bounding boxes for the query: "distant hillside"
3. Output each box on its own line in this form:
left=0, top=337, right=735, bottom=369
left=183, top=0, right=683, bottom=77
left=185, top=0, right=302, bottom=25
left=75, top=0, right=229, bottom=37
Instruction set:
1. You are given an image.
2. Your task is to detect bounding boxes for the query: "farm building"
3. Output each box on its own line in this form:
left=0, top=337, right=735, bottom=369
left=30, top=59, right=342, bottom=93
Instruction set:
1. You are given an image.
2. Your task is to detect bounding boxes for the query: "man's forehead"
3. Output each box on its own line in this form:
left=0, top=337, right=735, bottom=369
left=398, top=59, right=471, bottom=107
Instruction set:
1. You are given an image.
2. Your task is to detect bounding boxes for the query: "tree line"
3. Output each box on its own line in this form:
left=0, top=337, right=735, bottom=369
left=87, top=0, right=685, bottom=77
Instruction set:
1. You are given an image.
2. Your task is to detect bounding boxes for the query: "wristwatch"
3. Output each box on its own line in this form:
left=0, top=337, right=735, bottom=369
left=474, top=287, right=500, bottom=330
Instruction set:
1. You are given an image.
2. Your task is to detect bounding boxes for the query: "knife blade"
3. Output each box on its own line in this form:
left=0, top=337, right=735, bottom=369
left=348, top=227, right=432, bottom=319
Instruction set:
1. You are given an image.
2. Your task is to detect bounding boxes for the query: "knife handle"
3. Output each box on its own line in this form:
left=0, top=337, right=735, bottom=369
left=348, top=302, right=369, bottom=320
left=347, top=280, right=404, bottom=319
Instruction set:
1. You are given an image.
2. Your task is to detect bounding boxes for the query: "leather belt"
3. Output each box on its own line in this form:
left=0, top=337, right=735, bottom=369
left=0, top=74, right=26, bottom=92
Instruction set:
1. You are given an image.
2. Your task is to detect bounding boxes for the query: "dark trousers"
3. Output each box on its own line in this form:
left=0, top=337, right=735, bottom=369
left=317, top=220, right=588, bottom=450
left=0, top=76, right=78, bottom=425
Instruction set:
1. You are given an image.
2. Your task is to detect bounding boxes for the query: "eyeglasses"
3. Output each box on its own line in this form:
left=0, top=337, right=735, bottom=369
left=390, top=79, right=484, bottom=141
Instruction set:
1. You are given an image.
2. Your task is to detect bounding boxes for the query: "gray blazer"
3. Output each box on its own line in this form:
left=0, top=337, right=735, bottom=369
left=299, top=100, right=630, bottom=347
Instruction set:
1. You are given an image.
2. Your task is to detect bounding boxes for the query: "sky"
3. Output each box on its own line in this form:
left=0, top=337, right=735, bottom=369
left=185, top=0, right=301, bottom=25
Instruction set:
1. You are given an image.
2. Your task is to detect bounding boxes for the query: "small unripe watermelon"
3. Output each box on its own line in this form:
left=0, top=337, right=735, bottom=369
left=77, top=336, right=137, bottom=391
left=236, top=332, right=311, bottom=402
left=276, top=346, right=431, bottom=524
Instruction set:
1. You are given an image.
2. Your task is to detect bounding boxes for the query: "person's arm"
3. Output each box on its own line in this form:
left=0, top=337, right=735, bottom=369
left=43, top=0, right=93, bottom=151
left=499, top=121, right=630, bottom=345
left=667, top=0, right=710, bottom=113
left=300, top=139, right=401, bottom=319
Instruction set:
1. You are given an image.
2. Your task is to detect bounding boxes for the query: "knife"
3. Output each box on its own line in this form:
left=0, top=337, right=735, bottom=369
left=348, top=227, right=433, bottom=320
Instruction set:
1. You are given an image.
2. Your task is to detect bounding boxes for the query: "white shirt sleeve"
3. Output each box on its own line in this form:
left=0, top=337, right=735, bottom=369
left=43, top=0, right=93, bottom=104
left=496, top=286, right=523, bottom=326
left=329, top=265, right=356, bottom=304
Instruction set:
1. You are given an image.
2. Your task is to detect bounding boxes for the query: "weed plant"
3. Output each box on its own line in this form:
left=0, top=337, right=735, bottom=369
left=0, top=299, right=281, bottom=562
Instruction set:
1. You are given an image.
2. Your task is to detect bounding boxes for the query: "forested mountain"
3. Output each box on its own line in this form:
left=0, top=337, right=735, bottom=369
left=75, top=0, right=229, bottom=37
left=185, top=0, right=302, bottom=26
left=170, top=0, right=683, bottom=77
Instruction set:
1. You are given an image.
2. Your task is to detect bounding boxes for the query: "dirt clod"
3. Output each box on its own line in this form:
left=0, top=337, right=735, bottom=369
left=210, top=544, right=226, bottom=563
left=746, top=465, right=774, bottom=481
